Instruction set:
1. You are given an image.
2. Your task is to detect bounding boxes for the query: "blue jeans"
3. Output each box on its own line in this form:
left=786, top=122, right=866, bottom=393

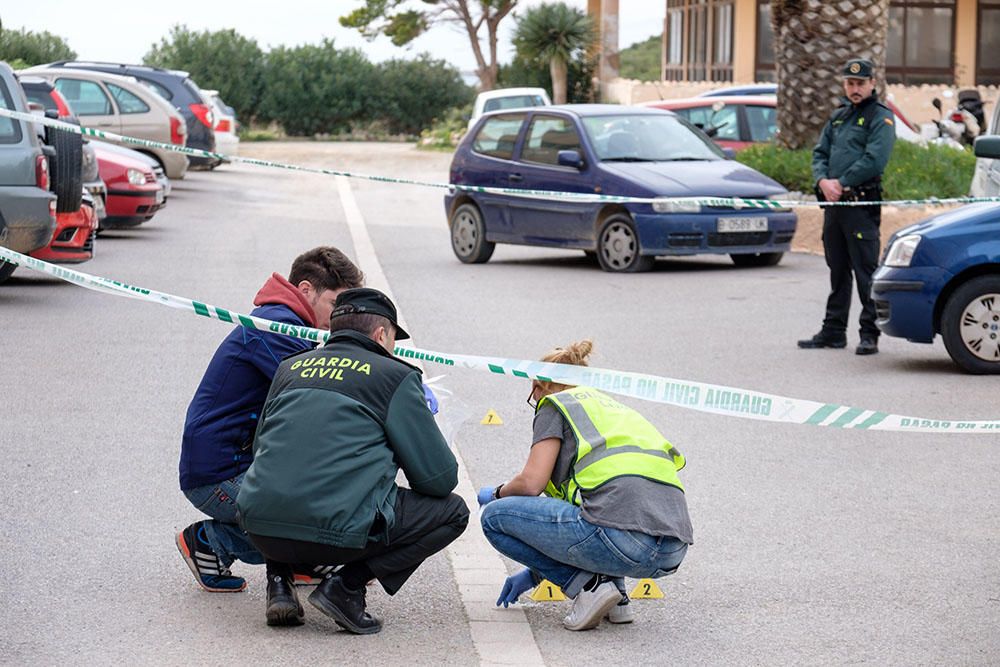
left=481, top=496, right=688, bottom=598
left=183, top=473, right=264, bottom=567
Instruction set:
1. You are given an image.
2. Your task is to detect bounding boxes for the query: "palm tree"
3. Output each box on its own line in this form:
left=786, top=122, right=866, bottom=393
left=771, top=0, right=889, bottom=149
left=512, top=3, right=596, bottom=104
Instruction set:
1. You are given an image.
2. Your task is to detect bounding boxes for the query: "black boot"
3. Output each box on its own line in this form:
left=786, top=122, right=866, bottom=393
left=797, top=331, right=847, bottom=349
left=308, top=574, right=383, bottom=635
left=266, top=573, right=304, bottom=627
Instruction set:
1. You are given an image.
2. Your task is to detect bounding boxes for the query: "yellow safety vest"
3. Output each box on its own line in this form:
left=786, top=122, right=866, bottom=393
left=538, top=386, right=685, bottom=505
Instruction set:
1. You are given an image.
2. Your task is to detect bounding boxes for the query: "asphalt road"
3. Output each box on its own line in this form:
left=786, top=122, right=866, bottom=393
left=1, top=143, right=998, bottom=666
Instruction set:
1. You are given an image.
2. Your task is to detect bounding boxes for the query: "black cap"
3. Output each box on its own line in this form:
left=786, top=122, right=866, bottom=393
left=330, top=287, right=410, bottom=340
left=842, top=58, right=874, bottom=79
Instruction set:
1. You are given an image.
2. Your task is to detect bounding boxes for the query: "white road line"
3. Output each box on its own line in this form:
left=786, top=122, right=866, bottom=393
left=334, top=176, right=545, bottom=666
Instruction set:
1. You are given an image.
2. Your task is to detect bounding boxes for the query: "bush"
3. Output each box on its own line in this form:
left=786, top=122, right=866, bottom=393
left=418, top=104, right=472, bottom=151
left=736, top=141, right=977, bottom=199
left=619, top=35, right=661, bottom=82
left=259, top=41, right=376, bottom=136
left=0, top=27, right=75, bottom=66
left=144, top=26, right=265, bottom=121
left=374, top=55, right=474, bottom=135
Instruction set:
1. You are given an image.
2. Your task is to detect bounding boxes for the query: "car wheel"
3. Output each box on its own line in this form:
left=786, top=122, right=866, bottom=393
left=597, top=214, right=653, bottom=273
left=450, top=202, right=494, bottom=264
left=730, top=252, right=784, bottom=267
left=941, top=275, right=1000, bottom=374
left=46, top=127, right=83, bottom=213
left=0, top=261, right=17, bottom=285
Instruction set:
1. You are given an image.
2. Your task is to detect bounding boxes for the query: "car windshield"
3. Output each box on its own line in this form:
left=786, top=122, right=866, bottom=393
left=582, top=114, right=723, bottom=162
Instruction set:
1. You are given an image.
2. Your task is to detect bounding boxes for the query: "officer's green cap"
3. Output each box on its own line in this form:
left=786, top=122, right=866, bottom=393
left=842, top=58, right=874, bottom=79
left=330, top=287, right=410, bottom=340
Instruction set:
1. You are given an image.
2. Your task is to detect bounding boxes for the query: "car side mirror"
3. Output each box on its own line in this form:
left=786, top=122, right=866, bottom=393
left=557, top=149, right=585, bottom=170
left=44, top=109, right=59, bottom=120
left=974, top=135, right=1000, bottom=159
left=721, top=147, right=736, bottom=159
left=932, top=98, right=942, bottom=112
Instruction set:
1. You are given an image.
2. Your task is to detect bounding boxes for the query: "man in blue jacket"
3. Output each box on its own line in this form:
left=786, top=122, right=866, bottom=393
left=176, top=247, right=364, bottom=599
left=238, top=288, right=469, bottom=633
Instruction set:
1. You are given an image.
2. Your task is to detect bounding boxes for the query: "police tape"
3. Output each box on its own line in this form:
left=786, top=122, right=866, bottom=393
left=2, top=246, right=996, bottom=435
left=3, top=106, right=999, bottom=210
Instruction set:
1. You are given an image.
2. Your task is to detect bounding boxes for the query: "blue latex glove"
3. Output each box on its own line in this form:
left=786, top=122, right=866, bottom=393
left=477, top=486, right=496, bottom=507
left=497, top=568, right=536, bottom=608
left=422, top=383, right=439, bottom=415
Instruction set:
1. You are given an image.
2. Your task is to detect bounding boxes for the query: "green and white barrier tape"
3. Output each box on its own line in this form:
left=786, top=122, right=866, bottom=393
left=2, top=246, right=996, bottom=435
left=4, top=107, right=1000, bottom=210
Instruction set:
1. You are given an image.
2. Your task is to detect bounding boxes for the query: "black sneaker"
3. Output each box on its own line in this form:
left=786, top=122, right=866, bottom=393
left=308, top=574, right=383, bottom=635
left=175, top=521, right=247, bottom=592
left=856, top=337, right=879, bottom=355
left=266, top=573, right=305, bottom=627
left=797, top=332, right=848, bottom=349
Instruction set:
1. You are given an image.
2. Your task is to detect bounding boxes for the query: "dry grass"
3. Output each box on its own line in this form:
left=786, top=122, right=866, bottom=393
left=791, top=205, right=959, bottom=255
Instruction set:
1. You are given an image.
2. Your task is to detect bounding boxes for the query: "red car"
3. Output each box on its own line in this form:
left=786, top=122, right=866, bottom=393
left=30, top=191, right=98, bottom=263
left=92, top=143, right=164, bottom=227
left=644, top=95, right=920, bottom=151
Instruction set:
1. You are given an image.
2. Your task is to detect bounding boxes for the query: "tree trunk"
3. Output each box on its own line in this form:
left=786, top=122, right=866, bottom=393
left=551, top=57, right=569, bottom=104
left=772, top=0, right=889, bottom=150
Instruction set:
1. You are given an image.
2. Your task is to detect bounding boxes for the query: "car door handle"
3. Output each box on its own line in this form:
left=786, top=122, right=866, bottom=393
left=508, top=173, right=523, bottom=183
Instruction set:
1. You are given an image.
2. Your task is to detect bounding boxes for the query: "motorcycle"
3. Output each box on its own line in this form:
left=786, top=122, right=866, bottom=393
left=925, top=89, right=985, bottom=147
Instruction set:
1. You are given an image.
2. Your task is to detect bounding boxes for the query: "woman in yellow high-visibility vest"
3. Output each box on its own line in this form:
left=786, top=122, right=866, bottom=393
left=478, top=339, right=692, bottom=631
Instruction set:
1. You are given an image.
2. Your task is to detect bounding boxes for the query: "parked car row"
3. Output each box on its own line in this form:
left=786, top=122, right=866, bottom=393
left=0, top=59, right=241, bottom=283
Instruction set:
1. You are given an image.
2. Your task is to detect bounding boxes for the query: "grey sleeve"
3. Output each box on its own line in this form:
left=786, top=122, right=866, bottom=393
left=531, top=404, right=564, bottom=446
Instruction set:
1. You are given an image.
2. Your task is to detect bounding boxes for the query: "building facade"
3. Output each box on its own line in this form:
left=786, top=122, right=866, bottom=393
left=657, top=0, right=998, bottom=87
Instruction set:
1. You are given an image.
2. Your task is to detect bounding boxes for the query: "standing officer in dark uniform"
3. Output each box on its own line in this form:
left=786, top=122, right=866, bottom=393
left=799, top=58, right=896, bottom=355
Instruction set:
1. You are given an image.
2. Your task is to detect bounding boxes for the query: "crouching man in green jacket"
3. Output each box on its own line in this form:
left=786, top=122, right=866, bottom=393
left=236, top=287, right=468, bottom=634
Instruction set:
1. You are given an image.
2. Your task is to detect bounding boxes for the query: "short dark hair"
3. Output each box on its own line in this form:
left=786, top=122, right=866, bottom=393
left=288, top=247, right=364, bottom=293
left=328, top=312, right=395, bottom=338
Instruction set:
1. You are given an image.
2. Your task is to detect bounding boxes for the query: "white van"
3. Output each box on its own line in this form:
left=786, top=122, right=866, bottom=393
left=468, top=87, right=551, bottom=130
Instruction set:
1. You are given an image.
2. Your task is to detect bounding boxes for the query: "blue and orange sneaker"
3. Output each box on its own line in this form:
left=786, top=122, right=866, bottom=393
left=175, top=521, right=247, bottom=592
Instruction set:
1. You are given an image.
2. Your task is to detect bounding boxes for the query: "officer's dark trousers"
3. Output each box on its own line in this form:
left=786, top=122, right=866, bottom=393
left=249, top=489, right=469, bottom=595
left=821, top=204, right=881, bottom=339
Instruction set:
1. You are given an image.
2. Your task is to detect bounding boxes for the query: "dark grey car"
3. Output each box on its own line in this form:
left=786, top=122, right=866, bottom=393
left=0, top=62, right=57, bottom=283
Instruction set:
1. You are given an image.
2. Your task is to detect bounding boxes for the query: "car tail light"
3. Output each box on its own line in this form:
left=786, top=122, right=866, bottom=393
left=216, top=118, right=231, bottom=133
left=170, top=116, right=185, bottom=144
left=36, top=155, right=50, bottom=190
left=49, top=90, right=73, bottom=119
left=189, top=103, right=215, bottom=128
left=950, top=112, right=964, bottom=123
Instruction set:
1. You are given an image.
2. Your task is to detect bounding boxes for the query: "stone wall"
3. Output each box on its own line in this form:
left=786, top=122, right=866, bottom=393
left=605, top=79, right=999, bottom=129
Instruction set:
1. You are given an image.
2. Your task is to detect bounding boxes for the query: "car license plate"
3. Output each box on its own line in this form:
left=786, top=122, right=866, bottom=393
left=717, top=216, right=768, bottom=233
left=155, top=190, right=165, bottom=205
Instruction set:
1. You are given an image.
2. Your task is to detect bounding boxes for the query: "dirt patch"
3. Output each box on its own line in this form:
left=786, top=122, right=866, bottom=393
left=791, top=205, right=958, bottom=255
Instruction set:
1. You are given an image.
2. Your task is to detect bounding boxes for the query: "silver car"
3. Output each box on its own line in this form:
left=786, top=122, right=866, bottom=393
left=970, top=100, right=1000, bottom=198
left=23, top=66, right=189, bottom=180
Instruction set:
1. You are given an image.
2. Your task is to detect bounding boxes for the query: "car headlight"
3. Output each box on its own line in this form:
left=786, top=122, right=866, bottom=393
left=126, top=168, right=146, bottom=186
left=884, top=234, right=922, bottom=267
left=652, top=197, right=701, bottom=213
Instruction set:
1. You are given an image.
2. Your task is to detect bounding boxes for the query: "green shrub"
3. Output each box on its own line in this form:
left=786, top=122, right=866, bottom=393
left=259, top=41, right=375, bottom=136
left=418, top=104, right=471, bottom=151
left=0, top=27, right=75, bottom=66
left=736, top=141, right=977, bottom=199
left=619, top=35, right=661, bottom=82
left=374, top=55, right=474, bottom=136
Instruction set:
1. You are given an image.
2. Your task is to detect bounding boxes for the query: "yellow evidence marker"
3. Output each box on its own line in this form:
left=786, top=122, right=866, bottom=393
left=480, top=409, right=503, bottom=425
left=529, top=580, right=567, bottom=601
left=630, top=578, right=664, bottom=599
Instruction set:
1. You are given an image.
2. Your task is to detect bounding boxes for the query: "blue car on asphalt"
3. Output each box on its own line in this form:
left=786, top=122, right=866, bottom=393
left=873, top=137, right=1000, bottom=373
left=445, top=104, right=796, bottom=272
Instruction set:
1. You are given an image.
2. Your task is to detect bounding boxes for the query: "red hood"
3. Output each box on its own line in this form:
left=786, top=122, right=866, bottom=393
left=253, top=273, right=317, bottom=327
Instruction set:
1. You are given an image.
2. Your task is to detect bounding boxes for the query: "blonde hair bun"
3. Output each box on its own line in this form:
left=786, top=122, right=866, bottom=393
left=541, top=339, right=593, bottom=367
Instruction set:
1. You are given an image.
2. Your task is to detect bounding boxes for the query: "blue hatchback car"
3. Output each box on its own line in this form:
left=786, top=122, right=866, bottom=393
left=873, top=137, right=1000, bottom=373
left=445, top=105, right=796, bottom=272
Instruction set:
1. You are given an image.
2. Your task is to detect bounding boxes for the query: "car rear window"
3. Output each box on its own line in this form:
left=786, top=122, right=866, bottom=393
left=473, top=114, right=526, bottom=160
left=23, top=86, right=56, bottom=112
left=55, top=78, right=113, bottom=115
left=521, top=115, right=582, bottom=166
left=483, top=95, right=547, bottom=113
left=139, top=78, right=173, bottom=101
left=0, top=85, right=23, bottom=144
left=105, top=83, right=150, bottom=114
